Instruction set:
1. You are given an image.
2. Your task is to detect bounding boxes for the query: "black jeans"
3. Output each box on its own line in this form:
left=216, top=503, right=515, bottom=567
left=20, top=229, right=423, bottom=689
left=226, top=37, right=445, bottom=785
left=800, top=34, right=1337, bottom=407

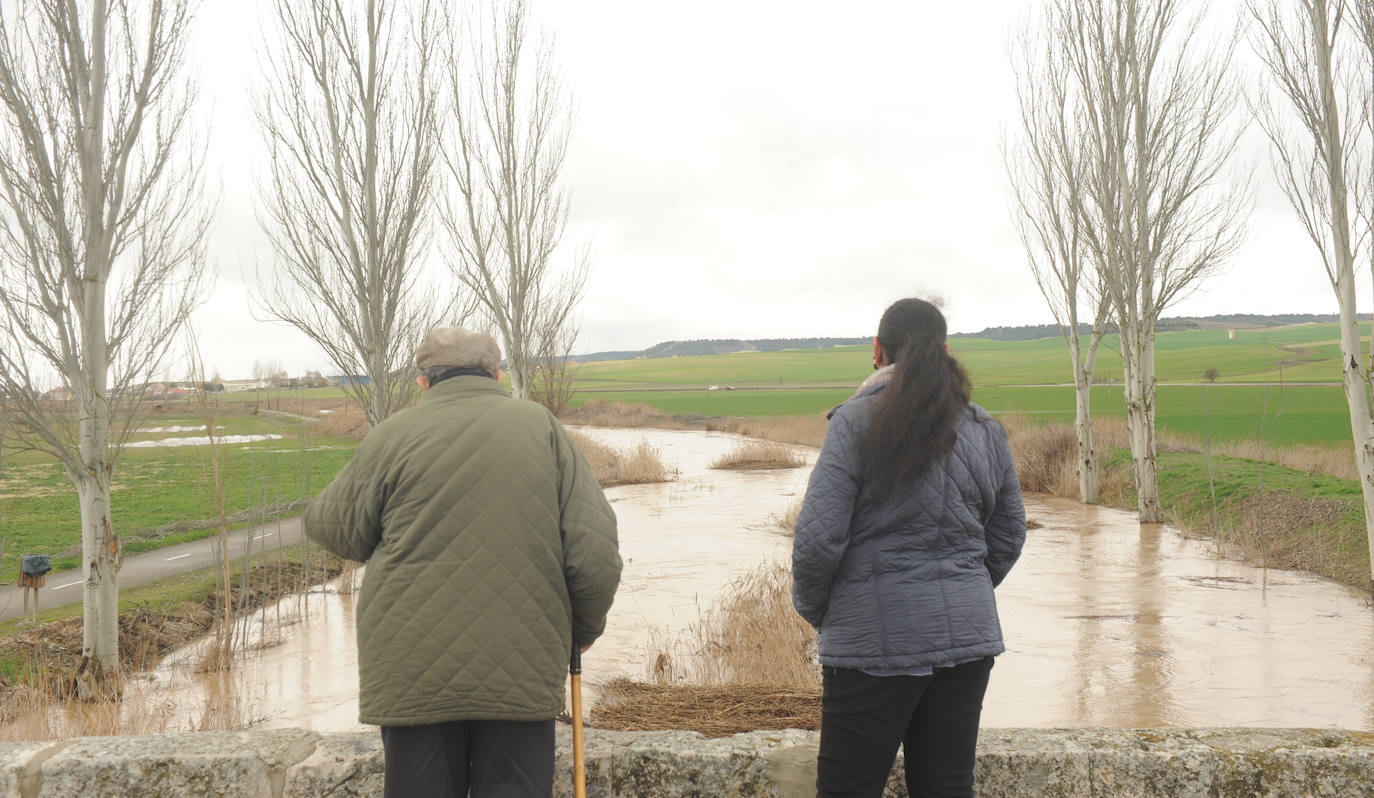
left=381, top=719, right=554, bottom=798
left=817, top=656, right=994, bottom=798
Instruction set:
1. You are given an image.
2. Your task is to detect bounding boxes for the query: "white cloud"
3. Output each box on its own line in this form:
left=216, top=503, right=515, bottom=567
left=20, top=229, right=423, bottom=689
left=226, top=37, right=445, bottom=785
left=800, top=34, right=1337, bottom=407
left=188, top=0, right=1346, bottom=377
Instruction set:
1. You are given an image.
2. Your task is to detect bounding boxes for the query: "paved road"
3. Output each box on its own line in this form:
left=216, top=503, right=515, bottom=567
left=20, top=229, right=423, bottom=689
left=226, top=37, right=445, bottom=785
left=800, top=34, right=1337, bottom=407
left=0, top=516, right=307, bottom=623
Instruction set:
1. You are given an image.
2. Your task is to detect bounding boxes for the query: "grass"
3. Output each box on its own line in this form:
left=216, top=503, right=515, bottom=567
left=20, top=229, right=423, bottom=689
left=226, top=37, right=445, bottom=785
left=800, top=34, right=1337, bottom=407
left=563, top=322, right=1371, bottom=448
left=1153, top=451, right=1370, bottom=588
left=0, top=409, right=357, bottom=581
left=568, top=379, right=1354, bottom=447
left=569, top=388, right=853, bottom=418
left=567, top=431, right=675, bottom=487
left=592, top=563, right=820, bottom=737
left=709, top=441, right=807, bottom=470
left=975, top=384, right=1355, bottom=446
left=0, top=544, right=344, bottom=741
left=773, top=497, right=802, bottom=533
left=572, top=322, right=1363, bottom=390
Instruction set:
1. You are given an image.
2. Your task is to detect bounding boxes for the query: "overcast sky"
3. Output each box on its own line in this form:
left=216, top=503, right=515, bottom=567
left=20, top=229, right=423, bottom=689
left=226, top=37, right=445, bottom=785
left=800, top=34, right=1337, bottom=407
left=188, top=0, right=1333, bottom=380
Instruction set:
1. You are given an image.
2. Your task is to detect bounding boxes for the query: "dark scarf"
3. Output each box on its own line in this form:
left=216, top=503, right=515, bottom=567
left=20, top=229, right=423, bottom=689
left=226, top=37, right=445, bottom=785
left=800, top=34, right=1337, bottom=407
left=429, top=367, right=496, bottom=388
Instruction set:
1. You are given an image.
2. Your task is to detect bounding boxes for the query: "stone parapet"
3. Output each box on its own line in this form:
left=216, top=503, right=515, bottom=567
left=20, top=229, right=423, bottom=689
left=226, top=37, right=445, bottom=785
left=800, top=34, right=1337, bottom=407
left=0, top=727, right=1369, bottom=797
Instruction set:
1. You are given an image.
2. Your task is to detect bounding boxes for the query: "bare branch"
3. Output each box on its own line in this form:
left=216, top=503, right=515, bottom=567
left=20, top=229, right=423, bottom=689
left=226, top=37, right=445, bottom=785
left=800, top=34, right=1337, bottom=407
left=254, top=0, right=448, bottom=428
left=0, top=0, right=210, bottom=683
left=439, top=0, right=584, bottom=400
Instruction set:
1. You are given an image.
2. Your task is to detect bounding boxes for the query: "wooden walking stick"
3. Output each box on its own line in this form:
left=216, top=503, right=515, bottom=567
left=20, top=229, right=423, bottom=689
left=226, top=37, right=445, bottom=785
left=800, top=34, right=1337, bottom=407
left=571, top=645, right=587, bottom=798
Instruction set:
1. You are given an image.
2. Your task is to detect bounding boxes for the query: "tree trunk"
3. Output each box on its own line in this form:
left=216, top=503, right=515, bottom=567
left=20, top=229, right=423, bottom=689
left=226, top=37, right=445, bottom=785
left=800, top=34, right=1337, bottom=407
left=509, top=361, right=528, bottom=400
left=1073, top=364, right=1099, bottom=504
left=1120, top=326, right=1163, bottom=523
left=1066, top=326, right=1100, bottom=505
left=1335, top=274, right=1374, bottom=594
left=75, top=468, right=120, bottom=699
left=367, top=360, right=389, bottom=428
left=1134, top=334, right=1162, bottom=523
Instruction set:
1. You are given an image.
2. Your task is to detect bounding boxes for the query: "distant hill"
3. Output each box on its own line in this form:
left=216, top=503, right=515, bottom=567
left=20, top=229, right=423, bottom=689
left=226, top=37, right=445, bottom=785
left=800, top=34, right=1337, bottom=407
left=574, top=314, right=1356, bottom=362
left=951, top=313, right=1356, bottom=342
left=575, top=337, right=869, bottom=363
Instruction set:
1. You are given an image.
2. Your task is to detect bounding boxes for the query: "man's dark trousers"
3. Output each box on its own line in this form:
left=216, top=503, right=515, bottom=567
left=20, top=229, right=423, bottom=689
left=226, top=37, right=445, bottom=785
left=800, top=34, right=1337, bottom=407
left=381, top=719, right=554, bottom=798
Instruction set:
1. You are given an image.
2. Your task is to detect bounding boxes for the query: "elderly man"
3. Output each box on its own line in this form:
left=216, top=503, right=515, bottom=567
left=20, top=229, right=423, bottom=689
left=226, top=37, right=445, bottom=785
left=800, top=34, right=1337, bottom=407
left=305, top=327, right=621, bottom=798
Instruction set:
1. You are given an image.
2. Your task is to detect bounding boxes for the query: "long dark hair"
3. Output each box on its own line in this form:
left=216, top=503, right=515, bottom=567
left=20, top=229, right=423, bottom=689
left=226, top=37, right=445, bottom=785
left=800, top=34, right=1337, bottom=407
left=862, top=298, right=972, bottom=499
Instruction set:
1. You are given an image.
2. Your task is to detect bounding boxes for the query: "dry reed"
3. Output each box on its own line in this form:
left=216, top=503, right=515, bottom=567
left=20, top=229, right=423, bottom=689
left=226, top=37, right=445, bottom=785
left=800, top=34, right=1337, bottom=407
left=684, top=564, right=817, bottom=688
left=0, top=556, right=344, bottom=741
left=1182, top=489, right=1368, bottom=587
left=709, top=441, right=806, bottom=471
left=316, top=402, right=369, bottom=440
left=591, top=680, right=820, bottom=737
left=705, top=415, right=828, bottom=448
left=999, top=413, right=1359, bottom=487
left=592, top=563, right=820, bottom=736
left=773, top=497, right=803, bottom=534
left=568, top=431, right=674, bottom=487
left=561, top=399, right=700, bottom=430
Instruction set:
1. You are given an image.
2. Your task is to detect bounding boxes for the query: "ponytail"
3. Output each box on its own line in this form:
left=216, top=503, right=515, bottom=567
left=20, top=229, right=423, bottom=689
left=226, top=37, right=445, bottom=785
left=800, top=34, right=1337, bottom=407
left=862, top=298, right=972, bottom=499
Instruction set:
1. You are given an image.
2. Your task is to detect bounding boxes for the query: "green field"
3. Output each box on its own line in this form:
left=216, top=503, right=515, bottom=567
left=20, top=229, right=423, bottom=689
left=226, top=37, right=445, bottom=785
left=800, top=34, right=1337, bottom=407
left=575, top=323, right=1355, bottom=390
left=570, top=323, right=1364, bottom=447
left=1, top=321, right=1361, bottom=584
left=0, top=411, right=357, bottom=580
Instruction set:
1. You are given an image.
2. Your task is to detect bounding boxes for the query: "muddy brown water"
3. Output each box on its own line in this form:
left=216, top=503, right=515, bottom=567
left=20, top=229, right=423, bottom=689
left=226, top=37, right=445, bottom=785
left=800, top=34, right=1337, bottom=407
left=134, top=427, right=1374, bottom=733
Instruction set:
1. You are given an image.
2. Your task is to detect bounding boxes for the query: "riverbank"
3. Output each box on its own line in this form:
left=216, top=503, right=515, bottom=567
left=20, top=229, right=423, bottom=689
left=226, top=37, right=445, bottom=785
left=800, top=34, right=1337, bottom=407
left=2, top=401, right=1363, bottom=741
left=0, top=548, right=344, bottom=740
left=566, top=400, right=1374, bottom=593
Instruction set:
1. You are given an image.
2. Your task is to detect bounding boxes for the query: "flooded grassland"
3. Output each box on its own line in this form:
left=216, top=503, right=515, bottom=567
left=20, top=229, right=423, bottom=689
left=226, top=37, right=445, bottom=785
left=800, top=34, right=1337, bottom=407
left=25, top=426, right=1374, bottom=735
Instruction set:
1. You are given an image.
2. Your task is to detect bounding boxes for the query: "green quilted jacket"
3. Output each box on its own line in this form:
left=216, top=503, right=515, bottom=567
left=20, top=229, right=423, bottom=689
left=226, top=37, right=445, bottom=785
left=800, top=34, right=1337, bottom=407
left=304, top=376, right=622, bottom=726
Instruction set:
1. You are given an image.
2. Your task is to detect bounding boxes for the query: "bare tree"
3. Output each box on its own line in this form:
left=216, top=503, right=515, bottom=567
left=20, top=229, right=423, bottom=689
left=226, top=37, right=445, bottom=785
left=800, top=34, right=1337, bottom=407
left=1007, top=11, right=1113, bottom=504
left=0, top=0, right=209, bottom=694
left=526, top=318, right=578, bottom=416
left=1251, top=0, right=1374, bottom=590
left=441, top=0, right=587, bottom=401
left=1057, top=0, right=1248, bottom=523
left=256, top=0, right=445, bottom=428
left=252, top=357, right=285, bottom=387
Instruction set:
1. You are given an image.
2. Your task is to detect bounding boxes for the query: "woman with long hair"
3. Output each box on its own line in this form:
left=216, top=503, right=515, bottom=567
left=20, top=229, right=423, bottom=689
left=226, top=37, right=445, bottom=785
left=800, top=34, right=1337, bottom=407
left=792, top=298, right=1026, bottom=798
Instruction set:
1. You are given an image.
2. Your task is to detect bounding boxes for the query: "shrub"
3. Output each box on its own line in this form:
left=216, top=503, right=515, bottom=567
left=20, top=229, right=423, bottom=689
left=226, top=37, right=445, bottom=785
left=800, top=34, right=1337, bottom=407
left=591, top=563, right=821, bottom=737
left=568, top=431, right=673, bottom=487
left=709, top=441, right=805, bottom=470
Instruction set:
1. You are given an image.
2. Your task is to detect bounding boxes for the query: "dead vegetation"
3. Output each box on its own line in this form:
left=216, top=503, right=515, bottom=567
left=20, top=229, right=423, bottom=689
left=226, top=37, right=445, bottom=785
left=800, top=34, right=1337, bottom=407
left=710, top=441, right=806, bottom=471
left=705, top=415, right=827, bottom=448
left=591, top=680, right=821, bottom=738
left=1230, top=490, right=1358, bottom=581
left=560, top=399, right=703, bottom=430
left=568, top=431, right=674, bottom=487
left=0, top=554, right=344, bottom=740
left=592, top=563, right=820, bottom=737
left=773, top=497, right=802, bottom=534
left=313, top=402, right=370, bottom=440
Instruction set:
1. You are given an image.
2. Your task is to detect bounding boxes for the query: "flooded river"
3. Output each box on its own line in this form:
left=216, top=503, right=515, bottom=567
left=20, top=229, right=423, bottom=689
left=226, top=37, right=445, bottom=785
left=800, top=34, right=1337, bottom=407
left=140, top=427, right=1374, bottom=732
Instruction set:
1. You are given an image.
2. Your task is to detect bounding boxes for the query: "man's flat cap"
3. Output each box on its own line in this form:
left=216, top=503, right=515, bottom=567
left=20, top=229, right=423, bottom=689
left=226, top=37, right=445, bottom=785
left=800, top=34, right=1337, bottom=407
left=415, top=327, right=501, bottom=372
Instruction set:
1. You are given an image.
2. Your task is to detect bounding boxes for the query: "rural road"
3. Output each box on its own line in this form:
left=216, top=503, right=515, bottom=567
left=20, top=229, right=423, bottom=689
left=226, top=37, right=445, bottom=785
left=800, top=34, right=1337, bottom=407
left=0, top=516, right=308, bottom=623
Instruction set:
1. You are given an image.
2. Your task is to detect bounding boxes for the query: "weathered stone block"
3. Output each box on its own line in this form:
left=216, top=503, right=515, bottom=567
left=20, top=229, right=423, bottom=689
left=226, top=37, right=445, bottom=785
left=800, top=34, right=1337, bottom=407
left=282, top=731, right=383, bottom=798
left=34, top=728, right=317, bottom=798
left=0, top=740, right=62, bottom=798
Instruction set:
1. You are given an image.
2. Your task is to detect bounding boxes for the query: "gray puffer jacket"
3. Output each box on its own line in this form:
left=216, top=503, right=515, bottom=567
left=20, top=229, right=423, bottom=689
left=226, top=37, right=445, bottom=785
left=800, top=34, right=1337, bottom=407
left=792, top=383, right=1026, bottom=670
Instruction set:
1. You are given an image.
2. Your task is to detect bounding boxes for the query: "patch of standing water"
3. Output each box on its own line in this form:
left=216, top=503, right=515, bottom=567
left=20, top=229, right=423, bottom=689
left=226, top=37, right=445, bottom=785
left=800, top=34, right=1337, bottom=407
left=143, top=427, right=1374, bottom=732
left=126, top=434, right=284, bottom=448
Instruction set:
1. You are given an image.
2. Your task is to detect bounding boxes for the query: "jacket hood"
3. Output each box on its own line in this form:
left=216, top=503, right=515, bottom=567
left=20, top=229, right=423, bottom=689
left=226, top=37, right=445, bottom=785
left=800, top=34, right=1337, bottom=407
left=827, top=365, right=893, bottom=420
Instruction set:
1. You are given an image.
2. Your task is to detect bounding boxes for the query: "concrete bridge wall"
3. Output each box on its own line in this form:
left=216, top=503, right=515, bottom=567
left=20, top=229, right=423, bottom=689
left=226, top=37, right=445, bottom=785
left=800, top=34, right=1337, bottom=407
left=0, top=727, right=1370, bottom=797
